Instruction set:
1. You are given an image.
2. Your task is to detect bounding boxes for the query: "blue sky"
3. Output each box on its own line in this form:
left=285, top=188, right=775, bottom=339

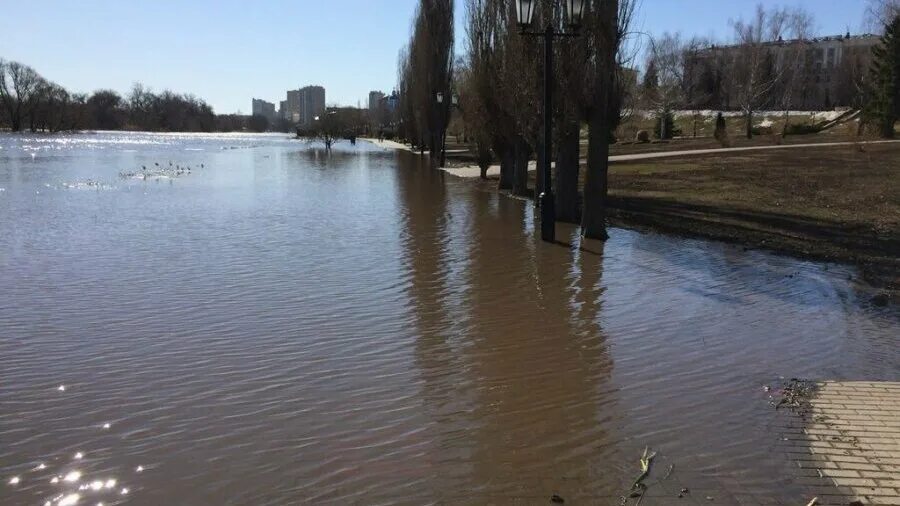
left=0, top=0, right=873, bottom=114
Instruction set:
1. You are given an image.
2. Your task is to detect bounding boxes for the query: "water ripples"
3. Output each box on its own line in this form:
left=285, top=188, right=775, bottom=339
left=1, top=132, right=897, bottom=504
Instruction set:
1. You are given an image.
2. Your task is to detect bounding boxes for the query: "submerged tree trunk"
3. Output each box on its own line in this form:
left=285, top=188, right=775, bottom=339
left=497, top=141, right=514, bottom=190
left=555, top=124, right=580, bottom=223
left=512, top=135, right=530, bottom=196
left=582, top=105, right=611, bottom=239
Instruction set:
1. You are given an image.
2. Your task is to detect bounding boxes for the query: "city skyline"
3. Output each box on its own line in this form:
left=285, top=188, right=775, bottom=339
left=0, top=0, right=876, bottom=114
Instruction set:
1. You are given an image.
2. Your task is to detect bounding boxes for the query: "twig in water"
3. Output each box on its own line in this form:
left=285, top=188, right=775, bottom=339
left=662, top=463, right=674, bottom=480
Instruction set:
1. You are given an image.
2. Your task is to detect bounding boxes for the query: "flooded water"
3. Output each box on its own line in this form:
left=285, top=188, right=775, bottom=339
left=1, top=132, right=897, bottom=505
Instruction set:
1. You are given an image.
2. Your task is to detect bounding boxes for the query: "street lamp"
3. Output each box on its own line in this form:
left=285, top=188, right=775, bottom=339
left=517, top=0, right=584, bottom=242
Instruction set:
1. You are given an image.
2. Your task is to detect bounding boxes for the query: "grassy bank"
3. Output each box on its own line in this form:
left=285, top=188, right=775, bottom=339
left=606, top=143, right=899, bottom=291
left=437, top=136, right=899, bottom=293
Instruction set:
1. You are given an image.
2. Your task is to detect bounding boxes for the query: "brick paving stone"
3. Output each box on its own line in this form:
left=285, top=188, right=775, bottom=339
left=785, top=381, right=900, bottom=505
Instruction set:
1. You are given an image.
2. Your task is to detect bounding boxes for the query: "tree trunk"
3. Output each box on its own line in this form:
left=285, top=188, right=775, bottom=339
left=429, top=132, right=441, bottom=168
left=555, top=124, right=580, bottom=223
left=512, top=135, right=530, bottom=196
left=498, top=144, right=514, bottom=191
left=782, top=109, right=790, bottom=137
left=582, top=105, right=611, bottom=240
left=745, top=110, right=753, bottom=139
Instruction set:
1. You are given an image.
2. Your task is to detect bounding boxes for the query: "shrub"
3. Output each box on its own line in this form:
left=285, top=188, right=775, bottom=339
left=635, top=130, right=650, bottom=143
left=751, top=125, right=774, bottom=136
left=713, top=112, right=730, bottom=147
left=713, top=112, right=727, bottom=140
left=653, top=110, right=681, bottom=139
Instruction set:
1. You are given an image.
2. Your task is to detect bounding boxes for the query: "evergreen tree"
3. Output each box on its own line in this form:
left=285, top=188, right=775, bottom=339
left=642, top=59, right=659, bottom=94
left=868, top=14, right=900, bottom=138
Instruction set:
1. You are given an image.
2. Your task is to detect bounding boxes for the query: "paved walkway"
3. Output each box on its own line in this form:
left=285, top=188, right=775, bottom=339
left=406, top=139, right=900, bottom=178
left=784, top=381, right=900, bottom=505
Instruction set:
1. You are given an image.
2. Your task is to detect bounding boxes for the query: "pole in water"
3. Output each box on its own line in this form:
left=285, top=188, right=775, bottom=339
left=540, top=23, right=555, bottom=243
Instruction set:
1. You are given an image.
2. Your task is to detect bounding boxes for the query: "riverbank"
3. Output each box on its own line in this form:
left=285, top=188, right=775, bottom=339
left=367, top=138, right=899, bottom=296
left=605, top=143, right=899, bottom=295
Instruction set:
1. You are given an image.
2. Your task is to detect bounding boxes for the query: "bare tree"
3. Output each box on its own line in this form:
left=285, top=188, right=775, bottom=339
left=581, top=0, right=637, bottom=239
left=552, top=0, right=590, bottom=222
left=729, top=4, right=788, bottom=139
left=772, top=7, right=815, bottom=136
left=681, top=36, right=714, bottom=137
left=461, top=0, right=512, bottom=180
left=867, top=0, right=900, bottom=33
left=398, top=0, right=455, bottom=167
left=462, top=0, right=523, bottom=190
left=0, top=60, right=43, bottom=132
left=645, top=32, right=688, bottom=139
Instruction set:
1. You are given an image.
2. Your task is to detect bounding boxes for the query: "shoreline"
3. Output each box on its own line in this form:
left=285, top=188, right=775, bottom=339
left=365, top=138, right=898, bottom=298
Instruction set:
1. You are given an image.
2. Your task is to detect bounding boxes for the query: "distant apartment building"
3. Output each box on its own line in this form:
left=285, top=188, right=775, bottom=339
left=284, top=86, right=326, bottom=126
left=279, top=100, right=288, bottom=121
left=687, top=33, right=880, bottom=110
left=251, top=99, right=276, bottom=122
left=368, top=91, right=385, bottom=113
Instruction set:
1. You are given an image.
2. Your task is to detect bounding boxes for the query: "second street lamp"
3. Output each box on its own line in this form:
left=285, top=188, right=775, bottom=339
left=517, top=0, right=583, bottom=243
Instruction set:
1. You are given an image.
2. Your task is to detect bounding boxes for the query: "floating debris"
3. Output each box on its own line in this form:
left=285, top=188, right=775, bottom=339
left=774, top=378, right=817, bottom=411
left=57, top=385, right=66, bottom=392
left=630, top=447, right=657, bottom=492
left=35, top=463, right=47, bottom=470
left=101, top=423, right=111, bottom=430
left=120, top=487, right=129, bottom=495
left=74, top=452, right=84, bottom=460
left=135, top=466, right=143, bottom=473
left=9, top=476, right=21, bottom=485
left=550, top=493, right=565, bottom=503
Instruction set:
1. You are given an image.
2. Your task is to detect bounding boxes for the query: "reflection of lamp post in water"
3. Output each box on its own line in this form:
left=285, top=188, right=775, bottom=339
left=516, top=0, right=585, bottom=243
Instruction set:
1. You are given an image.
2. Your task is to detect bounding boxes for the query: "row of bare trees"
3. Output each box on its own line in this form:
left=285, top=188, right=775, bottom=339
left=397, top=0, right=635, bottom=239
left=641, top=2, right=899, bottom=140
left=397, top=0, right=455, bottom=168
left=0, top=59, right=247, bottom=133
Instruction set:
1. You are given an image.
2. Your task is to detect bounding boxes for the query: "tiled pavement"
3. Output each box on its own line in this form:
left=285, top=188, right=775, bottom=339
left=782, top=381, right=900, bottom=506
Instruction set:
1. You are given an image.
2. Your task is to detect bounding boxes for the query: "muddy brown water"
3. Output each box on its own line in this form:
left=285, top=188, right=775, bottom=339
left=1, top=132, right=897, bottom=505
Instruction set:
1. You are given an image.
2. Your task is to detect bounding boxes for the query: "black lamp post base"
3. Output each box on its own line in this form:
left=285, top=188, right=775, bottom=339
left=539, top=191, right=556, bottom=242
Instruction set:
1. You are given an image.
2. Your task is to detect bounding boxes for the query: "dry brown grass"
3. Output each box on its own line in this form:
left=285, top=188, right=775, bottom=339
left=607, top=144, right=900, bottom=288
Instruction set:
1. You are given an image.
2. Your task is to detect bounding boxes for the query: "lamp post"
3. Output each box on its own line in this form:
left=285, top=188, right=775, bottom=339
left=517, top=0, right=585, bottom=243
left=435, top=91, right=447, bottom=167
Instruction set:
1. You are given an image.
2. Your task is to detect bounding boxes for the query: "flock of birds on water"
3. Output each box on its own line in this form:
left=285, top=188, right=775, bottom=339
left=38, top=161, right=208, bottom=192
left=118, top=160, right=205, bottom=181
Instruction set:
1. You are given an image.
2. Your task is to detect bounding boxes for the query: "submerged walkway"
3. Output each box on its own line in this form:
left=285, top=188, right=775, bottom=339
left=784, top=381, right=900, bottom=505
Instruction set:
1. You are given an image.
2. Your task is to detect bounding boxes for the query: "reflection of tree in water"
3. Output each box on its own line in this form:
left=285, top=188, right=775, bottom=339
left=396, top=153, right=480, bottom=495
left=461, top=192, right=621, bottom=498
left=396, top=155, right=624, bottom=499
